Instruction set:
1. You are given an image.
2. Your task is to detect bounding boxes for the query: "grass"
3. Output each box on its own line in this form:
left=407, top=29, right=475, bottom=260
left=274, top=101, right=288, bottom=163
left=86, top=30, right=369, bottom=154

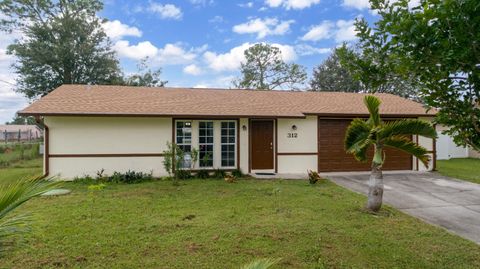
left=0, top=158, right=43, bottom=184
left=0, top=165, right=479, bottom=268
left=0, top=142, right=41, bottom=168
left=437, top=158, right=480, bottom=184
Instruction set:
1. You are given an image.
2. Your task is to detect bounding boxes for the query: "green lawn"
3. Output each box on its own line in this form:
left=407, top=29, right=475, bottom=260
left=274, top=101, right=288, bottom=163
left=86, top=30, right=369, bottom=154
left=1, top=163, right=480, bottom=268
left=437, top=158, right=480, bottom=184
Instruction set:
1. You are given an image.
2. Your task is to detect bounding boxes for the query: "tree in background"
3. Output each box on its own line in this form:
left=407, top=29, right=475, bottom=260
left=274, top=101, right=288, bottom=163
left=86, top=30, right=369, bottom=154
left=337, top=43, right=420, bottom=100
left=233, top=43, right=307, bottom=90
left=5, top=115, right=36, bottom=125
left=0, top=0, right=123, bottom=99
left=123, top=58, right=167, bottom=87
left=349, top=0, right=479, bottom=150
left=310, top=47, right=363, bottom=92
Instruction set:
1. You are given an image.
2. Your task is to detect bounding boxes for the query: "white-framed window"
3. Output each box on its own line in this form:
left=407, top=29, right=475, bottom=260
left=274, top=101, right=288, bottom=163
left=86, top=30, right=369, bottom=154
left=221, top=121, right=236, bottom=167
left=176, top=121, right=192, bottom=168
left=199, top=121, right=214, bottom=167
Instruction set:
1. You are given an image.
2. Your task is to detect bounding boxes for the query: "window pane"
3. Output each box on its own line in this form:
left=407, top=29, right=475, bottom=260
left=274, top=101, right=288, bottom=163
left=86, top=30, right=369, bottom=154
left=176, top=121, right=192, bottom=168
left=220, top=121, right=236, bottom=167
left=199, top=121, right=214, bottom=167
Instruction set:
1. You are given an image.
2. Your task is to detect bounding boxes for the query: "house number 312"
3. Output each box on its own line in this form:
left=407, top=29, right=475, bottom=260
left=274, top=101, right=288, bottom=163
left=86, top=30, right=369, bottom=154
left=287, top=133, right=298, bottom=138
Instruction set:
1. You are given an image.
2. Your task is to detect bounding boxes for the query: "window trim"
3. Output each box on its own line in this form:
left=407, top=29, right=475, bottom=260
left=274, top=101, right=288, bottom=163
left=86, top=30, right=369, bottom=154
left=220, top=120, right=237, bottom=168
left=198, top=121, right=214, bottom=168
left=175, top=120, right=192, bottom=169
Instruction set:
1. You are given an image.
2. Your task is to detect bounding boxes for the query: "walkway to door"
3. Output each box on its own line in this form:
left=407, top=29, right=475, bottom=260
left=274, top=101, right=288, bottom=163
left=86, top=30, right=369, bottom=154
left=327, top=172, right=480, bottom=244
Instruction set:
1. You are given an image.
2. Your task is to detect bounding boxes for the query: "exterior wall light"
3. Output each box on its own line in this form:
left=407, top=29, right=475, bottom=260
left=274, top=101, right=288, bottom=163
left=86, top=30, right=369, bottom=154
left=291, top=125, right=297, bottom=131
left=242, top=125, right=247, bottom=131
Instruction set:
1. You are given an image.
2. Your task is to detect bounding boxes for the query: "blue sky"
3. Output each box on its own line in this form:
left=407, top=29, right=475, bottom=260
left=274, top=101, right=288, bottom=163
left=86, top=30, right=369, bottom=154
left=0, top=0, right=379, bottom=123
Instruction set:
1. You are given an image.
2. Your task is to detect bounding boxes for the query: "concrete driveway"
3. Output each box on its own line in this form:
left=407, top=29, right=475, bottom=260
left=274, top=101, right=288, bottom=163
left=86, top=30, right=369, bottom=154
left=327, top=172, right=480, bottom=244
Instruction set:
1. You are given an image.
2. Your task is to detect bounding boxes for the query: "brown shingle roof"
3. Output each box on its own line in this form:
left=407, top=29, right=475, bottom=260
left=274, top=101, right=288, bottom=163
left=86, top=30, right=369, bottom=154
left=19, top=84, right=435, bottom=118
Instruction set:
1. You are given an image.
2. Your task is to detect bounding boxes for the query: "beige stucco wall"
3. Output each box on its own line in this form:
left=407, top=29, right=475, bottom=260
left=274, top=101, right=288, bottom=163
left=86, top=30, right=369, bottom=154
left=45, top=116, right=172, bottom=179
left=415, top=117, right=435, bottom=171
left=276, top=116, right=318, bottom=173
left=239, top=118, right=249, bottom=173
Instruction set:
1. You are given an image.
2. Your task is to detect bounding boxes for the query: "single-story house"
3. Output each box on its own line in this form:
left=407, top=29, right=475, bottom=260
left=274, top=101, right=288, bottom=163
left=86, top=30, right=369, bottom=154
left=0, top=124, right=42, bottom=142
left=19, top=84, right=437, bottom=179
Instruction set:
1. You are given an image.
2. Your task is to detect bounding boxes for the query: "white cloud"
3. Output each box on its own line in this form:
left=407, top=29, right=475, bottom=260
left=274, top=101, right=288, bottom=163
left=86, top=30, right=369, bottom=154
left=113, top=41, right=158, bottom=60
left=301, top=21, right=333, bottom=41
left=148, top=2, right=183, bottom=20
left=209, top=15, right=224, bottom=23
left=102, top=20, right=142, bottom=40
left=183, top=64, right=203, bottom=75
left=190, top=0, right=214, bottom=6
left=203, top=42, right=296, bottom=72
left=301, top=20, right=357, bottom=42
left=334, top=20, right=357, bottom=42
left=342, top=0, right=370, bottom=10
left=238, top=2, right=254, bottom=8
left=193, top=75, right=236, bottom=88
left=0, top=32, right=30, bottom=124
left=154, top=44, right=198, bottom=65
left=295, top=44, right=331, bottom=56
left=113, top=40, right=201, bottom=65
left=342, top=0, right=421, bottom=13
left=264, top=0, right=320, bottom=10
left=233, top=18, right=294, bottom=39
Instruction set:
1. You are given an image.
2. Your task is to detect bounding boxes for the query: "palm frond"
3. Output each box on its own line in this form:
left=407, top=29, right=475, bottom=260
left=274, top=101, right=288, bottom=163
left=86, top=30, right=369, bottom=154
left=383, top=137, right=430, bottom=167
left=344, top=119, right=371, bottom=154
left=241, top=258, right=281, bottom=269
left=379, top=119, right=437, bottom=140
left=364, top=95, right=381, bottom=126
left=0, top=177, right=60, bottom=250
left=0, top=177, right=60, bottom=219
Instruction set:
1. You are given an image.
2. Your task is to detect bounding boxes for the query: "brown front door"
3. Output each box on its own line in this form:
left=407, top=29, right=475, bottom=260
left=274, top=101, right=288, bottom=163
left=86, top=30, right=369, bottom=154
left=318, top=119, right=413, bottom=172
left=251, top=120, right=274, bottom=170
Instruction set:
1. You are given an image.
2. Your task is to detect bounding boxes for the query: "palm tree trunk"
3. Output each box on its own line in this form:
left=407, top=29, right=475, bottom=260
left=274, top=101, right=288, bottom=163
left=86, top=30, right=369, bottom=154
left=367, top=144, right=384, bottom=212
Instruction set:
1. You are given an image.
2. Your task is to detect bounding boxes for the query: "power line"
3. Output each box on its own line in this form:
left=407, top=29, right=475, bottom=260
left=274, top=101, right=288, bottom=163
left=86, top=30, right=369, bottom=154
left=0, top=79, right=15, bottom=86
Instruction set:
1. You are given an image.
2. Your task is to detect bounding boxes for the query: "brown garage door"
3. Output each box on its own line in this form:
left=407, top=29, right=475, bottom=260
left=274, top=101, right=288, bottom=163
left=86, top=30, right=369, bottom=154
left=318, top=119, right=412, bottom=172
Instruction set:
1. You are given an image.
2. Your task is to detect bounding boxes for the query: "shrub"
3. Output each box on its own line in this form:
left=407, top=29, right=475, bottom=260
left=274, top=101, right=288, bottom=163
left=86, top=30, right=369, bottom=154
left=307, top=170, right=322, bottom=185
left=196, top=170, right=210, bottom=179
left=175, top=169, right=192, bottom=180
left=30, top=143, right=40, bottom=159
left=109, top=170, right=153, bottom=184
left=213, top=169, right=226, bottom=179
left=74, top=170, right=154, bottom=184
left=232, top=169, right=243, bottom=178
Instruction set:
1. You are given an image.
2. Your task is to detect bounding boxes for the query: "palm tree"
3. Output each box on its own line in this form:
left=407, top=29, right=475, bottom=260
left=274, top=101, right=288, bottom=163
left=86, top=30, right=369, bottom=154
left=0, top=178, right=59, bottom=252
left=345, top=95, right=437, bottom=212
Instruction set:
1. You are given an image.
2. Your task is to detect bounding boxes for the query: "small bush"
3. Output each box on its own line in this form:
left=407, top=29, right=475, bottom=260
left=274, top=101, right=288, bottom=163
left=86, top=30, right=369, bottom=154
left=232, top=169, right=243, bottom=178
left=213, top=169, right=226, bottom=179
left=308, top=170, right=322, bottom=185
left=74, top=170, right=154, bottom=184
left=196, top=170, right=210, bottom=179
left=109, top=170, right=153, bottom=184
left=175, top=169, right=192, bottom=180
left=30, top=144, right=40, bottom=159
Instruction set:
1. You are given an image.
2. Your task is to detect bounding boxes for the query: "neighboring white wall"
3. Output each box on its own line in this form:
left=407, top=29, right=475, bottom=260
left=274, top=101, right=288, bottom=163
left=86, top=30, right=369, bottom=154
left=436, top=124, right=478, bottom=160
left=276, top=116, right=318, bottom=174
left=45, top=116, right=172, bottom=179
left=468, top=148, right=480, bottom=158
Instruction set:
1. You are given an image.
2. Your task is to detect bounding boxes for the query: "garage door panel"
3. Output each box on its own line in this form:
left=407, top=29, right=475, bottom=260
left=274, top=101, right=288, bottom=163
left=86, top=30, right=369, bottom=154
left=318, top=119, right=412, bottom=172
